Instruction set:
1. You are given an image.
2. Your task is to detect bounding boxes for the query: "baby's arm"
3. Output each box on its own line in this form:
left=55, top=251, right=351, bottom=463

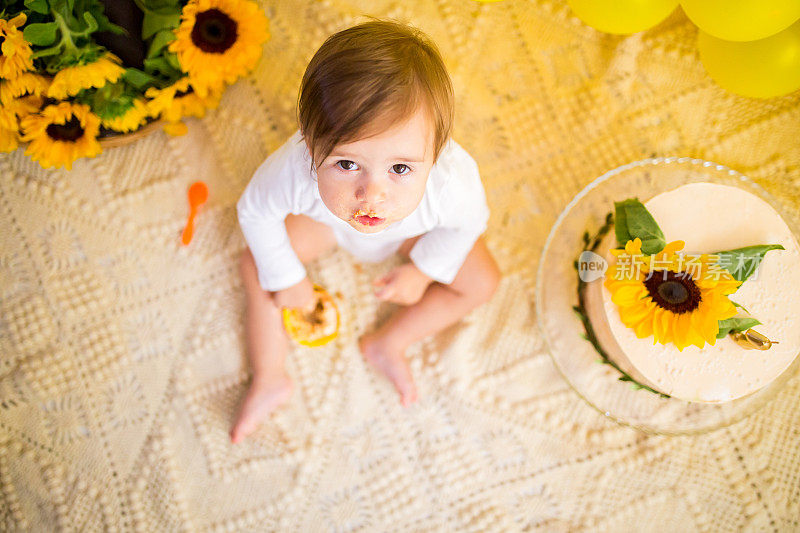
left=360, top=144, right=499, bottom=406
left=378, top=144, right=490, bottom=300
left=237, top=177, right=307, bottom=294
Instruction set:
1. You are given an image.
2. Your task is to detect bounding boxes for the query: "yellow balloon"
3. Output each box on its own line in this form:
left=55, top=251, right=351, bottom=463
left=698, top=19, right=800, bottom=98
left=681, top=0, right=800, bottom=42
left=568, top=0, right=679, bottom=35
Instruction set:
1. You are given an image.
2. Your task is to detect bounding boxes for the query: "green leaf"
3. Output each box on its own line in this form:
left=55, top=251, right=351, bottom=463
left=50, top=0, right=67, bottom=12
left=24, top=0, right=50, bottom=14
left=31, top=46, right=62, bottom=58
left=147, top=29, right=176, bottom=58
left=143, top=56, right=181, bottom=78
left=715, top=244, right=784, bottom=282
left=144, top=56, right=169, bottom=71
left=23, top=22, right=59, bottom=46
left=76, top=80, right=138, bottom=121
left=165, top=51, right=180, bottom=70
left=123, top=67, right=158, bottom=89
left=81, top=11, right=99, bottom=34
left=50, top=0, right=72, bottom=15
left=614, top=199, right=666, bottom=254
left=142, top=10, right=180, bottom=40
left=137, top=0, right=183, bottom=10
left=91, top=11, right=126, bottom=35
left=614, top=200, right=632, bottom=245
left=731, top=300, right=749, bottom=313
left=716, top=317, right=761, bottom=339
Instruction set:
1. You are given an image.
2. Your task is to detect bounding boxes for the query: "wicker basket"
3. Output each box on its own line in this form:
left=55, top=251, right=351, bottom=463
left=98, top=120, right=163, bottom=149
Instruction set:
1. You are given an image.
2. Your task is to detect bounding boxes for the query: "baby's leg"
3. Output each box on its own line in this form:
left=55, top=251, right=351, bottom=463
left=360, top=237, right=501, bottom=405
left=230, top=215, right=336, bottom=443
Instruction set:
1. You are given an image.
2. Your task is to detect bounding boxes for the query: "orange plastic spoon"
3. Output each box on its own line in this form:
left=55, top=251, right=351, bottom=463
left=181, top=181, right=209, bottom=245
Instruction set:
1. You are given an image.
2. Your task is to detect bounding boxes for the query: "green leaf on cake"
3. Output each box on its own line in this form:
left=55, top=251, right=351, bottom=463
left=614, top=199, right=666, bottom=254
left=731, top=300, right=747, bottom=311
left=714, top=244, right=784, bottom=282
left=716, top=317, right=761, bottom=339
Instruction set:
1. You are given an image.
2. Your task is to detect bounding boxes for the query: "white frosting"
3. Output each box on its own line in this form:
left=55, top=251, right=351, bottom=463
left=598, top=182, right=800, bottom=402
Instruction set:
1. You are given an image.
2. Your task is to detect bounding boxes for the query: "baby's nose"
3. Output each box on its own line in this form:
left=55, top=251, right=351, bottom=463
left=356, top=178, right=387, bottom=204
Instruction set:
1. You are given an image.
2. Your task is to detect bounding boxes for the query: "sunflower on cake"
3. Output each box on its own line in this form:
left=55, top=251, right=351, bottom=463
left=578, top=182, right=800, bottom=403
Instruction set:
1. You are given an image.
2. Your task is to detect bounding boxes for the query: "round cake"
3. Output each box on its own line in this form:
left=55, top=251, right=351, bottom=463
left=583, top=182, right=800, bottom=402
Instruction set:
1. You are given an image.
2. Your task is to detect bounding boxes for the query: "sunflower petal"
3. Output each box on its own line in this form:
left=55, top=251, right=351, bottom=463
left=163, top=121, right=188, bottom=136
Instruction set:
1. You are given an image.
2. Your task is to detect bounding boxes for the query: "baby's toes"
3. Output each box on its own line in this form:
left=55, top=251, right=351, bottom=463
left=386, top=358, right=417, bottom=406
left=400, top=380, right=418, bottom=406
left=230, top=379, right=293, bottom=443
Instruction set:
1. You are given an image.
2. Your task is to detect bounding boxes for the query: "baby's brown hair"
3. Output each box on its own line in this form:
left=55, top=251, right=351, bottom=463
left=298, top=20, right=454, bottom=168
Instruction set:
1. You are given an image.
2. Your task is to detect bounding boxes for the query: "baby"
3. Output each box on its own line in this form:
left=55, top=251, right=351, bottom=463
left=230, top=20, right=500, bottom=444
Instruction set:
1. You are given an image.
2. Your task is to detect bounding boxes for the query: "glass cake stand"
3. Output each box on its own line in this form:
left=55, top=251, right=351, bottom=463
left=536, top=158, right=800, bottom=435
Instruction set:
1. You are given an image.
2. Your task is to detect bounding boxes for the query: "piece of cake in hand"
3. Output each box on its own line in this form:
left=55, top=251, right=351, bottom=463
left=282, top=285, right=340, bottom=347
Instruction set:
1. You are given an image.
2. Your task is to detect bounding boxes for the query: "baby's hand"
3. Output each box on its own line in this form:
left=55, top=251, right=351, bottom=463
left=374, top=263, right=433, bottom=306
left=273, top=277, right=315, bottom=311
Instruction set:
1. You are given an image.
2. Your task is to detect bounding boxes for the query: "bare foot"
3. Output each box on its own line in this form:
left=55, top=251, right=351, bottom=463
left=229, top=373, right=293, bottom=444
left=359, top=333, right=418, bottom=406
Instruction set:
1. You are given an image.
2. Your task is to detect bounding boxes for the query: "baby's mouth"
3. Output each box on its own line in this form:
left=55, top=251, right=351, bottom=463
left=352, top=208, right=386, bottom=227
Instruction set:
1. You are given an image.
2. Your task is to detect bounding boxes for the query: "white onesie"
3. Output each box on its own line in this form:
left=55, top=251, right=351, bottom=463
left=237, top=130, right=490, bottom=292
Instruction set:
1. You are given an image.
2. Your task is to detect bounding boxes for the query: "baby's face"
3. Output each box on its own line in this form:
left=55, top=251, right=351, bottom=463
left=314, top=107, right=435, bottom=234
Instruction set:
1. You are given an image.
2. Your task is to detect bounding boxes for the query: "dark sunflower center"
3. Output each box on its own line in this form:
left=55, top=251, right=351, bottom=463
left=46, top=116, right=84, bottom=142
left=644, top=269, right=702, bottom=314
left=191, top=9, right=238, bottom=53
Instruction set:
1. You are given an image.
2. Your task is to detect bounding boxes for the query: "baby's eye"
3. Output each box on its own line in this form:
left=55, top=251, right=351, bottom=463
left=336, top=160, right=359, bottom=171
left=391, top=163, right=411, bottom=175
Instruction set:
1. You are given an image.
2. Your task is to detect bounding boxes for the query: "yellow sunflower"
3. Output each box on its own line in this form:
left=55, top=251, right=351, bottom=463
left=604, top=238, right=741, bottom=351
left=169, top=0, right=269, bottom=98
left=20, top=102, right=102, bottom=170
left=0, top=105, right=18, bottom=130
left=0, top=107, right=19, bottom=152
left=101, top=98, right=150, bottom=133
left=145, top=76, right=221, bottom=135
left=46, top=54, right=125, bottom=100
left=0, top=128, right=18, bottom=152
left=0, top=72, right=49, bottom=104
left=0, top=13, right=34, bottom=79
left=4, top=93, right=43, bottom=119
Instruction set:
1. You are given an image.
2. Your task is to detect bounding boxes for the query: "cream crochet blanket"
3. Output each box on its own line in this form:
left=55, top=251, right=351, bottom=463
left=2, top=1, right=799, bottom=531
